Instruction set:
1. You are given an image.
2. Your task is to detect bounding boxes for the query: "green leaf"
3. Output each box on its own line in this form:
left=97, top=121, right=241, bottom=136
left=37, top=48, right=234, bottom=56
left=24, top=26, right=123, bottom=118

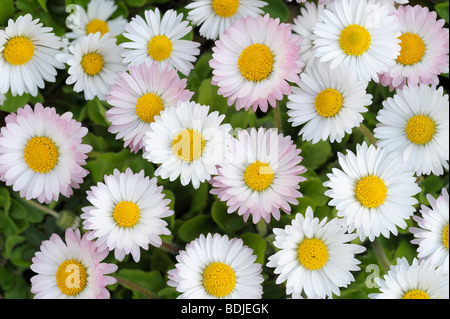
left=300, top=177, right=329, bottom=206
left=211, top=200, right=246, bottom=233
left=0, top=0, right=15, bottom=24
left=37, top=0, right=48, bottom=12
left=86, top=98, right=109, bottom=127
left=125, top=0, right=146, bottom=7
left=0, top=188, right=11, bottom=213
left=435, top=3, right=449, bottom=23
left=197, top=79, right=229, bottom=115
left=262, top=0, right=289, bottom=22
left=3, top=235, right=26, bottom=259
left=177, top=215, right=216, bottom=243
left=116, top=269, right=165, bottom=299
left=299, top=140, right=332, bottom=171
left=239, top=233, right=267, bottom=265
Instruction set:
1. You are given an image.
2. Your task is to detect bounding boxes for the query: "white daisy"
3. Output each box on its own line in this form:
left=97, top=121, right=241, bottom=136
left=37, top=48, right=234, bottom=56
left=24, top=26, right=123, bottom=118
left=56, top=32, right=126, bottom=101
left=313, top=0, right=401, bottom=82
left=410, top=187, right=449, bottom=274
left=291, top=1, right=325, bottom=67
left=267, top=206, right=366, bottom=299
left=81, top=168, right=174, bottom=262
left=287, top=61, right=372, bottom=144
left=185, top=0, right=267, bottom=40
left=369, top=257, right=449, bottom=299
left=65, top=0, right=127, bottom=44
left=121, top=8, right=200, bottom=76
left=30, top=228, right=118, bottom=299
left=0, top=14, right=64, bottom=97
left=0, top=103, right=92, bottom=204
left=210, top=127, right=307, bottom=224
left=374, top=84, right=449, bottom=176
left=323, top=142, right=421, bottom=241
left=167, top=233, right=264, bottom=299
left=143, top=101, right=232, bottom=189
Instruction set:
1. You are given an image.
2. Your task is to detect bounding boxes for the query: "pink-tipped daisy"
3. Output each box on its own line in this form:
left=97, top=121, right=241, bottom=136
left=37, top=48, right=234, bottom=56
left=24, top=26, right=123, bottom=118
left=0, top=103, right=92, bottom=204
left=210, top=127, right=307, bottom=224
left=0, top=14, right=64, bottom=97
left=121, top=8, right=200, bottom=76
left=106, top=61, right=194, bottom=154
left=81, top=168, right=173, bottom=262
left=209, top=13, right=304, bottom=112
left=410, top=187, right=449, bottom=274
left=378, top=5, right=449, bottom=90
left=30, top=228, right=118, bottom=299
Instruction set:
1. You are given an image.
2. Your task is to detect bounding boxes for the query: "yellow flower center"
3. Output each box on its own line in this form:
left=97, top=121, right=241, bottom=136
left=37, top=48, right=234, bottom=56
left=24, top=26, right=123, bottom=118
left=212, top=0, right=240, bottom=17
left=243, top=161, right=274, bottom=192
left=396, top=33, right=426, bottom=66
left=314, top=88, right=344, bottom=118
left=339, top=24, right=371, bottom=56
left=405, top=115, right=435, bottom=145
left=86, top=19, right=109, bottom=36
left=135, top=93, right=164, bottom=123
left=3, top=36, right=35, bottom=66
left=403, top=289, right=430, bottom=299
left=81, top=53, right=104, bottom=76
left=355, top=175, right=387, bottom=208
left=113, top=201, right=140, bottom=228
left=55, top=259, right=88, bottom=296
left=23, top=137, right=59, bottom=173
left=297, top=238, right=329, bottom=271
left=147, top=35, right=173, bottom=62
left=172, top=129, right=205, bottom=162
left=203, top=262, right=236, bottom=298
left=443, top=223, right=449, bottom=251
left=238, top=43, right=274, bottom=82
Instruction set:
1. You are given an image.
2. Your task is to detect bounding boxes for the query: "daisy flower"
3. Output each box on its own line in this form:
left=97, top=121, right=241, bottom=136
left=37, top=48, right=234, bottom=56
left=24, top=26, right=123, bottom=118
left=209, top=13, right=304, bottom=112
left=106, top=61, right=194, bottom=154
left=65, top=0, right=127, bottom=44
left=287, top=61, right=372, bottom=144
left=323, top=142, right=421, bottom=241
left=0, top=14, right=64, bottom=97
left=0, top=103, right=92, bottom=204
left=378, top=5, right=449, bottom=90
left=267, top=206, right=366, bottom=299
left=185, top=0, right=267, bottom=40
left=167, top=233, right=264, bottom=299
left=374, top=84, right=449, bottom=176
left=369, top=257, right=449, bottom=299
left=210, top=127, right=307, bottom=224
left=409, top=187, right=449, bottom=274
left=313, top=0, right=401, bottom=82
left=81, top=168, right=173, bottom=262
left=30, top=228, right=118, bottom=299
left=291, top=2, right=325, bottom=67
left=121, top=8, right=200, bottom=76
left=56, top=32, right=126, bottom=101
left=143, top=101, right=232, bottom=189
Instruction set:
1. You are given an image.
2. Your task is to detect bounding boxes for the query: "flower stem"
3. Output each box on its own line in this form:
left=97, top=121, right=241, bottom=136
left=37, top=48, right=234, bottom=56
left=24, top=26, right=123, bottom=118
left=113, top=275, right=157, bottom=299
left=274, top=103, right=282, bottom=134
left=21, top=198, right=60, bottom=218
left=358, top=123, right=377, bottom=146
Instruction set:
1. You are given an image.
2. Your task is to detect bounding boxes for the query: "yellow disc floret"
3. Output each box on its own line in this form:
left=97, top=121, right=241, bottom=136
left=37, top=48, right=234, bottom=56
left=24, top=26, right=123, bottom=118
left=113, top=201, right=140, bottom=228
left=203, top=262, right=236, bottom=297
left=212, top=0, right=240, bottom=18
left=238, top=44, right=274, bottom=82
left=403, top=289, right=430, bottom=299
left=172, top=129, right=205, bottom=162
left=405, top=114, right=435, bottom=145
left=396, top=33, right=426, bottom=66
left=3, top=36, right=35, bottom=66
left=55, top=259, right=88, bottom=296
left=86, top=19, right=109, bottom=36
left=24, top=136, right=59, bottom=173
left=243, top=161, right=274, bottom=192
left=135, top=93, right=164, bottom=123
left=148, top=35, right=173, bottom=62
left=443, top=223, right=449, bottom=251
left=314, top=88, right=344, bottom=118
left=81, top=52, right=104, bottom=76
left=297, top=238, right=329, bottom=271
left=339, top=24, right=371, bottom=56
left=355, top=175, right=387, bottom=208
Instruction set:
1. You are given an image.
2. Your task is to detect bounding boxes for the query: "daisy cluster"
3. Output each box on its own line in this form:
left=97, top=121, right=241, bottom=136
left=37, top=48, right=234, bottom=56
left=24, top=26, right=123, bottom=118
left=0, top=0, right=448, bottom=300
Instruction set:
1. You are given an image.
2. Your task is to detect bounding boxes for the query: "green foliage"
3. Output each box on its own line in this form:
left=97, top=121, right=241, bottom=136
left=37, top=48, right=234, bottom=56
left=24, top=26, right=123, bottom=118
left=0, top=0, right=448, bottom=300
